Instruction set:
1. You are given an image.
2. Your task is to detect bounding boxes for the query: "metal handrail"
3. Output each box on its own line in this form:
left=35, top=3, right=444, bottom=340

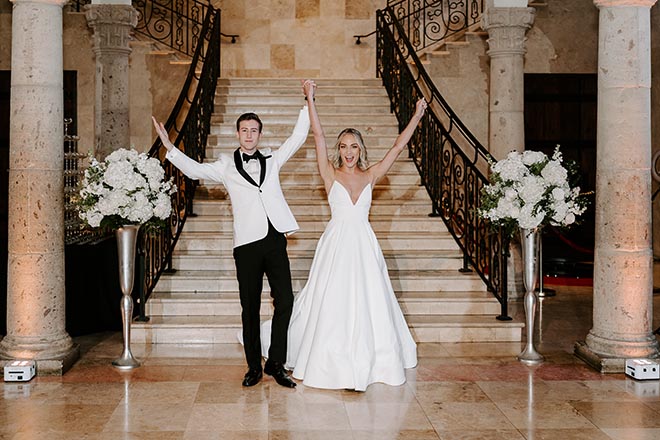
left=377, top=6, right=510, bottom=319
left=70, top=0, right=237, bottom=57
left=135, top=6, right=221, bottom=320
left=354, top=30, right=376, bottom=45
left=388, top=0, right=485, bottom=53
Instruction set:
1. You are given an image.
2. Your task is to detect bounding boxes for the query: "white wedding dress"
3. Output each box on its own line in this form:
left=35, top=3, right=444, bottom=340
left=278, top=180, right=417, bottom=391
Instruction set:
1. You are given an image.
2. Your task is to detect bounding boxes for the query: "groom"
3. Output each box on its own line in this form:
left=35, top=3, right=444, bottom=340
left=152, top=81, right=312, bottom=388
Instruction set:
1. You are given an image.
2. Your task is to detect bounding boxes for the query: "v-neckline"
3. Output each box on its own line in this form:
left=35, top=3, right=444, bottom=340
left=334, top=180, right=370, bottom=206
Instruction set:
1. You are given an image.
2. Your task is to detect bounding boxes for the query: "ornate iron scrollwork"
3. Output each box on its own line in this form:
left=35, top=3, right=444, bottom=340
left=387, top=0, right=484, bottom=52
left=377, top=5, right=510, bottom=319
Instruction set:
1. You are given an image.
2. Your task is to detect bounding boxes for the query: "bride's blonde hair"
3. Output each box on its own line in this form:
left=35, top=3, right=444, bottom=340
left=332, top=128, right=369, bottom=170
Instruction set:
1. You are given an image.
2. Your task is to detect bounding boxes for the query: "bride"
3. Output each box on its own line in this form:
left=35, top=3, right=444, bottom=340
left=273, top=80, right=427, bottom=391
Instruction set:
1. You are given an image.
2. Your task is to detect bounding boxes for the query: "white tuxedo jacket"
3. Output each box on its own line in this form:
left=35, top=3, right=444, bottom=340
left=166, top=106, right=310, bottom=248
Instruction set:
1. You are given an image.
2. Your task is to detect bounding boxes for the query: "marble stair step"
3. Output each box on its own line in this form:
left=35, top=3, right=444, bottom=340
left=215, top=84, right=389, bottom=96
left=217, top=78, right=384, bottom=86
left=179, top=215, right=447, bottom=233
left=174, top=231, right=459, bottom=252
left=206, top=134, right=399, bottom=151
left=146, top=290, right=500, bottom=317
left=193, top=157, right=417, bottom=174
left=131, top=314, right=522, bottom=344
left=215, top=86, right=389, bottom=97
left=205, top=145, right=401, bottom=160
left=197, top=173, right=422, bottom=188
left=215, top=103, right=393, bottom=115
left=169, top=249, right=465, bottom=271
left=196, top=184, right=430, bottom=201
left=172, top=250, right=463, bottom=271
left=191, top=199, right=434, bottom=216
left=256, top=172, right=419, bottom=186
left=281, top=157, right=415, bottom=172
left=214, top=94, right=390, bottom=106
left=153, top=269, right=486, bottom=293
left=210, top=119, right=400, bottom=135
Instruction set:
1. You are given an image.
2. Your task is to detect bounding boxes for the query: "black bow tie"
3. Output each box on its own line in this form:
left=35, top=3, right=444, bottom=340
left=242, top=151, right=261, bottom=163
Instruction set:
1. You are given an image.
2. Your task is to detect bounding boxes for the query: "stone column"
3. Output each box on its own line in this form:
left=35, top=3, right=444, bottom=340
left=85, top=3, right=138, bottom=159
left=481, top=6, right=535, bottom=160
left=482, top=5, right=535, bottom=299
left=575, top=0, right=659, bottom=372
left=0, top=0, right=79, bottom=374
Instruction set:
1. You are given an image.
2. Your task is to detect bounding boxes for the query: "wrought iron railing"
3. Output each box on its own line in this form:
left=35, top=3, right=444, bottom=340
left=134, top=5, right=221, bottom=319
left=387, top=0, right=485, bottom=52
left=64, top=119, right=108, bottom=246
left=71, top=0, right=237, bottom=57
left=377, top=6, right=510, bottom=319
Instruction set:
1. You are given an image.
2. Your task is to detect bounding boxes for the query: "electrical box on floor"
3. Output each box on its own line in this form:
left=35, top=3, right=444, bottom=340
left=3, top=360, right=36, bottom=382
left=625, top=359, right=660, bottom=381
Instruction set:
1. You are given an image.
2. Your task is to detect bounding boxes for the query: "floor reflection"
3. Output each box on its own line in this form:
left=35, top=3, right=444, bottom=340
left=1, top=283, right=660, bottom=439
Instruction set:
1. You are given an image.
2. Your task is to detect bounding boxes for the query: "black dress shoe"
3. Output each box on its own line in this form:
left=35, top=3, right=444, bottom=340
left=242, top=368, right=263, bottom=387
left=264, top=361, right=297, bottom=388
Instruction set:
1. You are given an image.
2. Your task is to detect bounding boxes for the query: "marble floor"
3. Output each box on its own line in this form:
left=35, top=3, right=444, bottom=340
left=2, top=283, right=660, bottom=440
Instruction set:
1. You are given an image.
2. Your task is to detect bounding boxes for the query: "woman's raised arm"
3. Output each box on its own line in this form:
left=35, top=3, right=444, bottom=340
left=368, top=98, right=427, bottom=183
left=302, top=79, right=334, bottom=189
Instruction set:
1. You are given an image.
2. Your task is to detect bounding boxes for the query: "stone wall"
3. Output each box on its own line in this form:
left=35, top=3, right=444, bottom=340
left=525, top=0, right=598, bottom=73
left=213, top=0, right=385, bottom=78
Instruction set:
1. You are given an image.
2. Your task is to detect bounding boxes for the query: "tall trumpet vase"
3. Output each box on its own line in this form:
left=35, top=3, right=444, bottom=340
left=112, top=224, right=141, bottom=369
left=517, top=227, right=544, bottom=365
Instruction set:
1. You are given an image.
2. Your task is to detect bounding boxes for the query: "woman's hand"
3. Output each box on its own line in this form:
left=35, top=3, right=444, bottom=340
left=151, top=116, right=174, bottom=152
left=302, top=79, right=316, bottom=102
left=414, top=98, right=427, bottom=120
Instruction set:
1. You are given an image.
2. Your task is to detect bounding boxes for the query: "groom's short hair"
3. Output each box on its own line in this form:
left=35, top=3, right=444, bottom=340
left=236, top=113, right=263, bottom=133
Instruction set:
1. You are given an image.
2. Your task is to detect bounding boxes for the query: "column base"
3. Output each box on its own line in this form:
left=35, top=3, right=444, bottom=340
left=575, top=340, right=660, bottom=373
left=0, top=344, right=80, bottom=376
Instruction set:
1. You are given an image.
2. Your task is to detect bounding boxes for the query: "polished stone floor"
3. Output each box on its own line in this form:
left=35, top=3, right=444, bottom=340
left=2, top=283, right=660, bottom=439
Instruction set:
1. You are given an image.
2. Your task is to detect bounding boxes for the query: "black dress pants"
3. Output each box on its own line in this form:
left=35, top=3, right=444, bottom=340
left=233, top=221, right=294, bottom=370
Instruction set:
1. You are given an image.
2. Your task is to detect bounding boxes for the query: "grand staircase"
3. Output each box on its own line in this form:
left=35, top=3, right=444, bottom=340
left=131, top=78, right=523, bottom=344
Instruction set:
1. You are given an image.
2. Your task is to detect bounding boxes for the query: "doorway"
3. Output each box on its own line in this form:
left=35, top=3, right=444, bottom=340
left=524, top=73, right=597, bottom=281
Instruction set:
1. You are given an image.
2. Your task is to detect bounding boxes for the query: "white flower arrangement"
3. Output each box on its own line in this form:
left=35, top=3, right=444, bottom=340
left=479, top=147, right=587, bottom=234
left=78, top=148, right=176, bottom=230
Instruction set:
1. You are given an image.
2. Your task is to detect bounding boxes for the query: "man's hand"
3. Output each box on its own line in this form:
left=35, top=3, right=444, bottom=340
left=152, top=116, right=174, bottom=152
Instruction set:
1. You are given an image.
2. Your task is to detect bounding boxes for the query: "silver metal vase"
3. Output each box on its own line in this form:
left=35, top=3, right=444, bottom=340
left=517, top=227, right=544, bottom=365
left=112, top=224, right=141, bottom=369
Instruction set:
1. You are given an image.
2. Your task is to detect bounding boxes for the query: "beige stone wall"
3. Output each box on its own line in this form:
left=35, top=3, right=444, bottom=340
left=525, top=1, right=598, bottom=73
left=213, top=0, right=386, bottom=78
left=62, top=13, right=96, bottom=154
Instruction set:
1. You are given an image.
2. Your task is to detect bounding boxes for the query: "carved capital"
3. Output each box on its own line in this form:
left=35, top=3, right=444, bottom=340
left=482, top=7, right=536, bottom=57
left=85, top=4, right=139, bottom=55
left=594, top=0, right=657, bottom=8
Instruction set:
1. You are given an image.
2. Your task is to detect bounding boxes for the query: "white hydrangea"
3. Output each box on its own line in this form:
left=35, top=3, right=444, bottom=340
left=479, top=146, right=586, bottom=232
left=78, top=148, right=177, bottom=229
left=541, top=160, right=568, bottom=186
left=517, top=175, right=546, bottom=205
left=492, top=151, right=528, bottom=182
